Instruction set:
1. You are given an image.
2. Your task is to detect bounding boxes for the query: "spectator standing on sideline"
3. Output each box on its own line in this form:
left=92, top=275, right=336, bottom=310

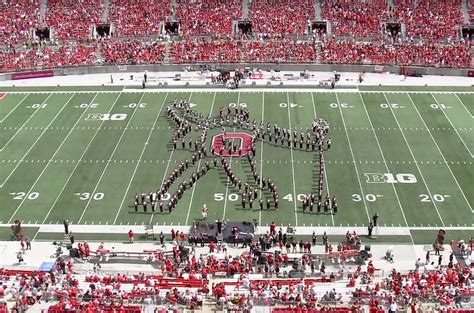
left=63, top=220, right=70, bottom=235
left=144, top=70, right=148, bottom=83
left=372, top=213, right=379, bottom=227
left=415, top=258, right=422, bottom=271
left=25, top=237, right=31, bottom=250
left=17, top=252, right=24, bottom=263
left=128, top=229, right=134, bottom=243
left=69, top=232, right=75, bottom=245
left=434, top=239, right=441, bottom=255
left=368, top=222, right=374, bottom=237
left=160, top=231, right=165, bottom=246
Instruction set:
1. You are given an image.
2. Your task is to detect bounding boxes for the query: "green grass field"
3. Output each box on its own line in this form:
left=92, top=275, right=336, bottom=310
left=0, top=89, right=472, bottom=235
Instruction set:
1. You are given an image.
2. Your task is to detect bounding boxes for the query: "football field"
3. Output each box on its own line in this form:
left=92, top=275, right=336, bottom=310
left=0, top=88, right=472, bottom=238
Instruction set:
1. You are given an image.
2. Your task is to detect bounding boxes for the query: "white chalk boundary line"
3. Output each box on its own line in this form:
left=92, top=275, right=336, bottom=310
left=2, top=89, right=474, bottom=95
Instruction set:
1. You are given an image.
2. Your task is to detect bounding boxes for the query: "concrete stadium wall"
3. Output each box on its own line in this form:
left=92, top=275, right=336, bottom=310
left=1, top=63, right=472, bottom=81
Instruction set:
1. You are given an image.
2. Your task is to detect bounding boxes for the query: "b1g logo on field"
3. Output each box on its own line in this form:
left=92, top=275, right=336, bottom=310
left=212, top=132, right=252, bottom=157
left=85, top=113, right=127, bottom=121
left=365, top=173, right=417, bottom=184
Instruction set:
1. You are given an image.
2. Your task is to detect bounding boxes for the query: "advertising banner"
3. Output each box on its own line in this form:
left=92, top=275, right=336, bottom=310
left=12, top=70, right=54, bottom=80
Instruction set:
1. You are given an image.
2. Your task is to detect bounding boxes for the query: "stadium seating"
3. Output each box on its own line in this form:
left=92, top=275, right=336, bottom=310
left=244, top=40, right=316, bottom=63
left=175, top=0, right=241, bottom=36
left=102, top=39, right=166, bottom=64
left=321, top=0, right=389, bottom=37
left=108, top=0, right=170, bottom=36
left=0, top=0, right=471, bottom=71
left=471, top=0, right=474, bottom=22
left=0, top=0, right=40, bottom=45
left=321, top=40, right=472, bottom=68
left=0, top=48, right=40, bottom=72
left=171, top=39, right=241, bottom=63
left=0, top=233, right=472, bottom=312
left=41, top=44, right=98, bottom=68
left=389, top=0, right=463, bottom=40
left=249, top=0, right=314, bottom=35
left=45, top=0, right=104, bottom=39
left=0, top=44, right=98, bottom=71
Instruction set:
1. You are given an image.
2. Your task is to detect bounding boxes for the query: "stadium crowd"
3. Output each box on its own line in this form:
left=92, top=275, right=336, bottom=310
left=0, top=44, right=98, bottom=72
left=175, top=0, right=241, bottom=36
left=1, top=233, right=472, bottom=312
left=245, top=40, right=317, bottom=63
left=321, top=40, right=472, bottom=68
left=249, top=0, right=314, bottom=35
left=171, top=39, right=241, bottom=63
left=1, top=38, right=470, bottom=72
left=387, top=0, right=464, bottom=40
left=321, top=0, right=389, bottom=37
left=45, top=0, right=104, bottom=40
left=102, top=39, right=166, bottom=64
left=0, top=0, right=472, bottom=71
left=108, top=0, right=170, bottom=36
left=0, top=0, right=40, bottom=46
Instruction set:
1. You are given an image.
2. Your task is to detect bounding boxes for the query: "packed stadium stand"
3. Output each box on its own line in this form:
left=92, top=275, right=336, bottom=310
left=244, top=39, right=317, bottom=63
left=248, top=0, right=314, bottom=35
left=321, top=0, right=389, bottom=37
left=45, top=0, right=104, bottom=39
left=175, top=0, right=241, bottom=36
left=320, top=40, right=471, bottom=68
left=102, top=39, right=166, bottom=64
left=471, top=0, right=474, bottom=23
left=108, top=0, right=170, bottom=36
left=0, top=0, right=472, bottom=72
left=0, top=0, right=40, bottom=45
left=388, top=0, right=464, bottom=40
left=171, top=39, right=242, bottom=63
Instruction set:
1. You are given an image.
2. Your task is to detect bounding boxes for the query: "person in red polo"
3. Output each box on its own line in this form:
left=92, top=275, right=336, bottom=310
left=128, top=230, right=134, bottom=243
left=269, top=222, right=276, bottom=236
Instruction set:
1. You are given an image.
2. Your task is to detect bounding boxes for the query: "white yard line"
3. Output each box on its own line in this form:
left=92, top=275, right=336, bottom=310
left=382, top=93, right=445, bottom=226
left=7, top=93, right=98, bottom=223
left=258, top=93, right=265, bottom=226
left=431, top=93, right=473, bottom=158
left=0, top=94, right=51, bottom=152
left=40, top=93, right=123, bottom=225
left=357, top=92, right=416, bottom=244
left=286, top=92, right=299, bottom=227
left=311, top=93, right=335, bottom=226
left=185, top=92, right=216, bottom=225
left=149, top=93, right=194, bottom=225
left=0, top=94, right=63, bottom=188
left=222, top=92, right=240, bottom=220
left=113, top=93, right=169, bottom=224
left=0, top=93, right=30, bottom=123
left=334, top=93, right=371, bottom=222
left=454, top=94, right=473, bottom=118
left=78, top=93, right=146, bottom=223
left=407, top=94, right=474, bottom=214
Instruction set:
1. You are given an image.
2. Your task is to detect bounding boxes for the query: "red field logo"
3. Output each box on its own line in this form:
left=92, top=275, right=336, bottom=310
left=0, top=93, right=6, bottom=100
left=212, top=132, right=253, bottom=157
